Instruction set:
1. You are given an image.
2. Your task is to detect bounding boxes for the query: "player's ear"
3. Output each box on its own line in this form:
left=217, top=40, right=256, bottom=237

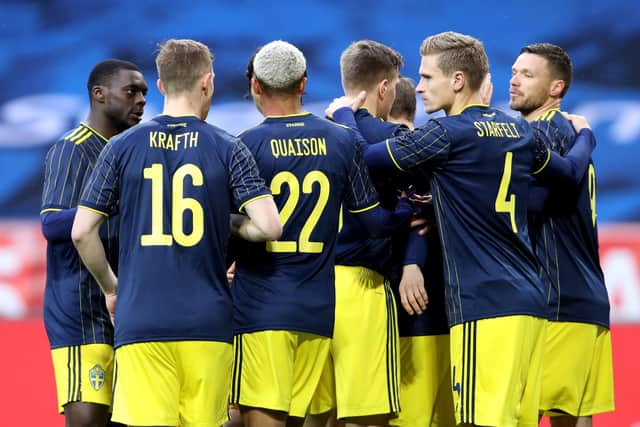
left=549, top=79, right=565, bottom=98
left=156, top=79, right=166, bottom=96
left=199, top=72, right=212, bottom=97
left=378, top=79, right=388, bottom=100
left=298, top=77, right=307, bottom=95
left=251, top=76, right=262, bottom=95
left=452, top=71, right=465, bottom=92
left=91, top=85, right=106, bottom=104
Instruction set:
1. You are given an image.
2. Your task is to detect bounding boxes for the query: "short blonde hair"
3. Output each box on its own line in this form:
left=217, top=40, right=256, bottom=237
left=340, top=40, right=403, bottom=93
left=420, top=31, right=488, bottom=91
left=156, top=39, right=213, bottom=94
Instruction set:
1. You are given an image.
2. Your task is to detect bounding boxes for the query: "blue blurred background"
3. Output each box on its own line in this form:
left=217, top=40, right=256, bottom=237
left=1, top=0, right=639, bottom=220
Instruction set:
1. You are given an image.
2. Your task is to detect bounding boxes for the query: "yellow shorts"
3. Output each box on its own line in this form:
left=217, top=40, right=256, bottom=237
left=230, top=330, right=331, bottom=418
left=308, top=266, right=400, bottom=419
left=541, top=322, right=614, bottom=417
left=309, top=354, right=336, bottom=415
left=112, top=341, right=232, bottom=427
left=51, top=344, right=114, bottom=413
left=450, top=315, right=546, bottom=427
left=390, top=335, right=455, bottom=427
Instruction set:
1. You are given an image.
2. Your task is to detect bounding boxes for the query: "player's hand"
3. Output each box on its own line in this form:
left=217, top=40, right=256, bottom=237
left=325, top=90, right=367, bottom=119
left=562, top=112, right=591, bottom=131
left=227, top=262, right=236, bottom=285
left=104, top=292, right=117, bottom=325
left=399, top=264, right=428, bottom=315
left=480, top=72, right=493, bottom=105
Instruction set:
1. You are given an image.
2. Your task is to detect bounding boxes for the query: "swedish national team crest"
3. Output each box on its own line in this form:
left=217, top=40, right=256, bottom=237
left=89, top=364, right=106, bottom=391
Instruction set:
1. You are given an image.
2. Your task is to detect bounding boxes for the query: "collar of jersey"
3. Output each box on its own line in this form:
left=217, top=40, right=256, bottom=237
left=80, top=122, right=109, bottom=142
left=535, top=108, right=561, bottom=121
left=455, top=103, right=489, bottom=115
left=264, top=111, right=311, bottom=119
left=158, top=114, right=201, bottom=119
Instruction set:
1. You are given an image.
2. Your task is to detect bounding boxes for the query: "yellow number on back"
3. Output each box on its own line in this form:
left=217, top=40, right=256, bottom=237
left=588, top=164, right=597, bottom=227
left=266, top=170, right=330, bottom=253
left=266, top=172, right=298, bottom=253
left=140, top=163, right=205, bottom=247
left=495, top=152, right=518, bottom=233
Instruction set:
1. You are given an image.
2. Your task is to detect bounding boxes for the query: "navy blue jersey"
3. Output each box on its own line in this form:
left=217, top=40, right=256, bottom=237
left=386, top=105, right=548, bottom=326
left=335, top=109, right=407, bottom=274
left=41, top=123, right=117, bottom=348
left=80, top=115, right=270, bottom=347
left=532, top=109, right=610, bottom=327
left=233, top=112, right=379, bottom=337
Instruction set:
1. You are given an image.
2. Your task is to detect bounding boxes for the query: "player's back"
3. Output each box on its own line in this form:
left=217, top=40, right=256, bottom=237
left=233, top=112, right=375, bottom=337
left=89, top=115, right=248, bottom=347
left=533, top=110, right=609, bottom=327
left=430, top=105, right=546, bottom=325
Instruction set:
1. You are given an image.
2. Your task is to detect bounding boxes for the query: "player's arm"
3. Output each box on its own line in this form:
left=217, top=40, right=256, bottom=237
left=528, top=184, right=550, bottom=214
left=72, top=208, right=117, bottom=295
left=399, top=227, right=429, bottom=315
left=533, top=115, right=595, bottom=185
left=41, top=208, right=77, bottom=241
left=229, top=140, right=282, bottom=242
left=73, top=143, right=120, bottom=296
left=230, top=197, right=281, bottom=241
left=344, top=144, right=415, bottom=237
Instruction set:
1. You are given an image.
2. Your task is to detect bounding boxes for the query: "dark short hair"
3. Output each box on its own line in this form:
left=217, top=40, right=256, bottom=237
left=87, top=59, right=141, bottom=98
left=389, top=76, right=416, bottom=123
left=520, top=43, right=573, bottom=98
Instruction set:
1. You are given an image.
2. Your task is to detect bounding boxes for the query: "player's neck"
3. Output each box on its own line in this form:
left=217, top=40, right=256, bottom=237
left=388, top=116, right=414, bottom=130
left=345, top=90, right=379, bottom=118
left=86, top=111, right=119, bottom=140
left=522, top=98, right=562, bottom=122
left=162, top=95, right=207, bottom=120
left=448, top=91, right=485, bottom=116
left=260, top=96, right=302, bottom=117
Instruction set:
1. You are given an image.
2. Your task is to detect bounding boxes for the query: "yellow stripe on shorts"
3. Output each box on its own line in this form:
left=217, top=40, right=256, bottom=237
left=66, top=345, right=82, bottom=403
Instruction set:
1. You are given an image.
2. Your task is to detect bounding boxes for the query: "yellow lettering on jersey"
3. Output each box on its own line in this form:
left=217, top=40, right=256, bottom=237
left=270, top=137, right=327, bottom=158
left=473, top=121, right=520, bottom=139
left=150, top=131, right=199, bottom=151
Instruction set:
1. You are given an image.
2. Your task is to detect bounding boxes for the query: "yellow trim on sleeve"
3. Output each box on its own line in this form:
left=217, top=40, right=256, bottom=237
left=77, top=205, right=109, bottom=217
left=68, top=128, right=89, bottom=142
left=535, top=108, right=560, bottom=122
left=238, top=194, right=272, bottom=213
left=532, top=149, right=551, bottom=175
left=64, top=126, right=84, bottom=141
left=40, top=208, right=62, bottom=215
left=386, top=139, right=405, bottom=171
left=348, top=201, right=380, bottom=214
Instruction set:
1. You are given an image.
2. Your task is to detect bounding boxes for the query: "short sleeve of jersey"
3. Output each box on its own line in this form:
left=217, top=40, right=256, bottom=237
left=386, top=119, right=450, bottom=171
left=79, top=142, right=119, bottom=216
left=531, top=126, right=552, bottom=175
left=41, top=139, right=90, bottom=212
left=229, top=140, right=271, bottom=212
left=345, top=143, right=379, bottom=213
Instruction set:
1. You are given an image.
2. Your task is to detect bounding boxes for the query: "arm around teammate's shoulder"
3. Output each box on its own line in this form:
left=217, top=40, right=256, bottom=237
left=533, top=114, right=595, bottom=185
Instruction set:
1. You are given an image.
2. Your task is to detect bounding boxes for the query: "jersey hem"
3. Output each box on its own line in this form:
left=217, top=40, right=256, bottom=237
left=447, top=310, right=548, bottom=327
left=114, top=336, right=233, bottom=349
left=232, top=324, right=332, bottom=338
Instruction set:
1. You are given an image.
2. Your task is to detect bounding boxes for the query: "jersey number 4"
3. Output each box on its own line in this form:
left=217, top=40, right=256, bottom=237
left=267, top=170, right=329, bottom=254
left=495, top=152, right=518, bottom=233
left=140, top=163, right=204, bottom=247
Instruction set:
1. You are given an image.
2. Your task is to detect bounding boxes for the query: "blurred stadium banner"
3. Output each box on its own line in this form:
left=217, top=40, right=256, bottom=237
left=1, top=220, right=638, bottom=323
